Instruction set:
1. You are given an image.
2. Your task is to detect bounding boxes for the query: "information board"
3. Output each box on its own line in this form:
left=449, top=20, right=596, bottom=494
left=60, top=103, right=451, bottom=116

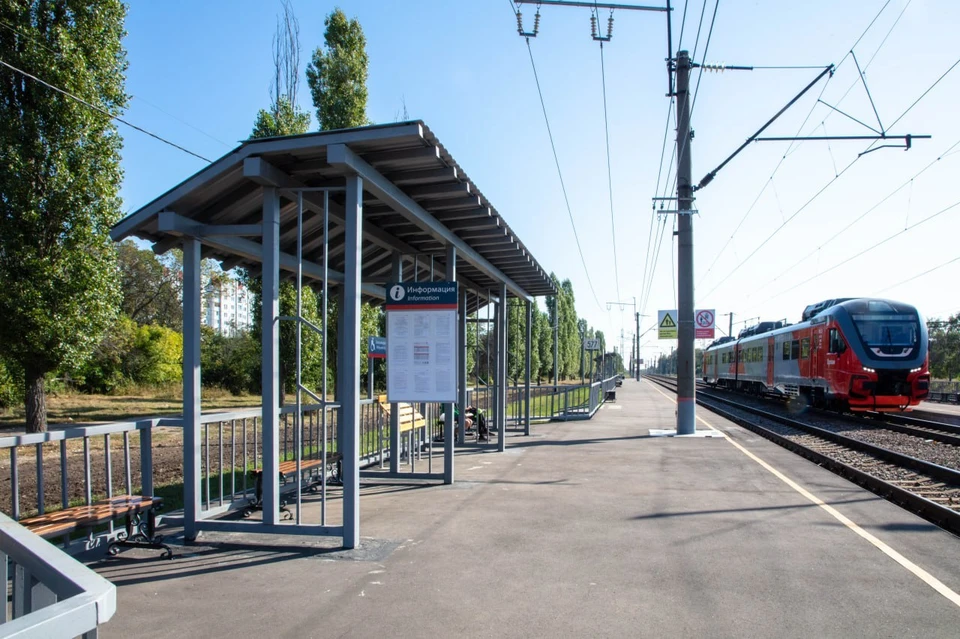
left=385, top=281, right=458, bottom=403
left=584, top=338, right=601, bottom=351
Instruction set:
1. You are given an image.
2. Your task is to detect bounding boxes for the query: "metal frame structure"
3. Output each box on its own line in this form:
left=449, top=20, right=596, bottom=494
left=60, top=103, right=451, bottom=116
left=110, top=121, right=554, bottom=549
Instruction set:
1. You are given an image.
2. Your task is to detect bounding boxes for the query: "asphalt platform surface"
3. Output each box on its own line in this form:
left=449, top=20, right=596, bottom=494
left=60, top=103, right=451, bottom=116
left=94, top=379, right=960, bottom=638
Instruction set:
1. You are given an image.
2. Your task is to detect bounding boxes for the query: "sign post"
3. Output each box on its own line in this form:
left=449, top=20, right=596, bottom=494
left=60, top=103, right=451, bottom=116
left=584, top=338, right=600, bottom=382
left=385, top=282, right=458, bottom=404
left=367, top=336, right=386, bottom=399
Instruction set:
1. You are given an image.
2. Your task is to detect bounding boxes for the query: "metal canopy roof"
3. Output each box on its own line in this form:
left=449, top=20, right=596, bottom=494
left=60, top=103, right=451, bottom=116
left=112, top=121, right=556, bottom=303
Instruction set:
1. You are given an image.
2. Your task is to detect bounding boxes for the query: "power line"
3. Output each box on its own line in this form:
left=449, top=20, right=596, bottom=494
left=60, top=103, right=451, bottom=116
left=699, top=50, right=958, bottom=302
left=769, top=197, right=960, bottom=301
left=698, top=0, right=901, bottom=288
left=520, top=36, right=604, bottom=309
left=0, top=58, right=213, bottom=163
left=689, top=0, right=719, bottom=117
left=0, top=18, right=230, bottom=150
left=598, top=40, right=622, bottom=303
left=874, top=256, right=960, bottom=296
left=754, top=136, right=960, bottom=293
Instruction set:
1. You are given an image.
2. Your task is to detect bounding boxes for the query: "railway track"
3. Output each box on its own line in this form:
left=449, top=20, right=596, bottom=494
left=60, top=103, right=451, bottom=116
left=645, top=375, right=960, bottom=536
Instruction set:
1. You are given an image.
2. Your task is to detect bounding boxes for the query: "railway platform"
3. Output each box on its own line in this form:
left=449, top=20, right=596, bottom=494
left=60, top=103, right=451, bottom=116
left=94, top=379, right=960, bottom=638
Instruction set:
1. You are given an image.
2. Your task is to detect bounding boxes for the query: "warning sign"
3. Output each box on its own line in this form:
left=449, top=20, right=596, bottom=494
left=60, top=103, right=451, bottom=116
left=658, top=310, right=678, bottom=339
left=695, top=309, right=715, bottom=339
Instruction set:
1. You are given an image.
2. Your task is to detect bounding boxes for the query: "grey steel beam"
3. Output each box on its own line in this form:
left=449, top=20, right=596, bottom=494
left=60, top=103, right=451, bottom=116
left=243, top=158, right=490, bottom=296
left=525, top=300, right=532, bottom=436
left=261, top=187, right=282, bottom=525
left=110, top=123, right=425, bottom=243
left=423, top=196, right=483, bottom=211
left=156, top=212, right=385, bottom=299
left=385, top=166, right=458, bottom=185
left=327, top=143, right=533, bottom=301
left=341, top=174, right=363, bottom=548
left=444, top=243, right=456, bottom=485
left=458, top=284, right=468, bottom=445
left=499, top=284, right=508, bottom=453
left=182, top=237, right=202, bottom=541
left=363, top=145, right=440, bottom=166
left=389, top=252, right=402, bottom=474
left=404, top=182, right=471, bottom=199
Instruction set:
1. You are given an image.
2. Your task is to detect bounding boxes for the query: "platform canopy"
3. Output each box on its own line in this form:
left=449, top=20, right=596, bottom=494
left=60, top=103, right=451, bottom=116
left=112, top=120, right=555, bottom=302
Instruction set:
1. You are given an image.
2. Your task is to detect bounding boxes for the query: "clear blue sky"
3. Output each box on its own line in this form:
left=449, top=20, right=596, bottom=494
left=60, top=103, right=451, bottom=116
left=120, top=0, right=960, bottom=363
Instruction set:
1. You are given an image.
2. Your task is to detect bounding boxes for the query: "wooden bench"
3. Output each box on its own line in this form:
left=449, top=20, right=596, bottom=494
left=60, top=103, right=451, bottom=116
left=243, top=453, right=343, bottom=519
left=19, top=495, right=172, bottom=558
left=376, top=395, right=427, bottom=433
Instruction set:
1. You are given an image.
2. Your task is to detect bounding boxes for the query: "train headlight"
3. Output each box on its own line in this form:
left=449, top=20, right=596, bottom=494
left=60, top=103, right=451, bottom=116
left=862, top=367, right=875, bottom=373
left=910, top=367, right=922, bottom=373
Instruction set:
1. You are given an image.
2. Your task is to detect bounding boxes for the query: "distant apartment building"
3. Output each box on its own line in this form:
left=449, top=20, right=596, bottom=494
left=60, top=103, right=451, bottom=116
left=202, top=275, right=252, bottom=335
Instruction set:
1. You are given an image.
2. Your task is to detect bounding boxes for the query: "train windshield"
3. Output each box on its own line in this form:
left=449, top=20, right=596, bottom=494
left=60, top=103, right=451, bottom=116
left=850, top=312, right=920, bottom=356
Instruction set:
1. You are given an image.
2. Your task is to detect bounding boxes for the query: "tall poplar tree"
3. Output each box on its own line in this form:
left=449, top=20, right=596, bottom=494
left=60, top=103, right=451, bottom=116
left=305, top=7, right=369, bottom=130
left=0, top=1, right=127, bottom=432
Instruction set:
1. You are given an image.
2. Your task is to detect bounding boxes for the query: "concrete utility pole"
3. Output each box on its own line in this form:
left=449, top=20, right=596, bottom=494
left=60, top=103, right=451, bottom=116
left=675, top=49, right=696, bottom=435
left=635, top=303, right=640, bottom=378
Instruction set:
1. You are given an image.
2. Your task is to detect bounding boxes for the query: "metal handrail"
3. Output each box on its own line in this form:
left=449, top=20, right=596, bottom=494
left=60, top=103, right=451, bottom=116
left=1, top=512, right=116, bottom=637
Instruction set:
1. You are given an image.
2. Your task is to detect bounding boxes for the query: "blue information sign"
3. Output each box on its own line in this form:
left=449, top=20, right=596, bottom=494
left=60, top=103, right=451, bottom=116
left=367, top=336, right=387, bottom=359
left=385, top=281, right=458, bottom=309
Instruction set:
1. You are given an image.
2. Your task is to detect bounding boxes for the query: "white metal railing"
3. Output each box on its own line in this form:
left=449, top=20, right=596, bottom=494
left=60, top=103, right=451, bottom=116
left=1, top=512, right=116, bottom=638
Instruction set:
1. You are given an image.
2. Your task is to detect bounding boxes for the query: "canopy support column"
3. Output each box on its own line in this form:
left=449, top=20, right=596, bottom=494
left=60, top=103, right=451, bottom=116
left=444, top=244, right=456, bottom=484
left=182, top=237, right=201, bottom=540
left=458, top=287, right=467, bottom=445
left=341, top=174, right=363, bottom=549
left=389, top=251, right=402, bottom=474
left=261, top=186, right=281, bottom=525
left=524, top=300, right=532, bottom=437
left=498, top=283, right=508, bottom=453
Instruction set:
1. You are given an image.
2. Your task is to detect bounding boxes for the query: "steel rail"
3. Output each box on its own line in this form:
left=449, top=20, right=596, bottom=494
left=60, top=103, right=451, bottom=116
left=644, top=375, right=960, bottom=535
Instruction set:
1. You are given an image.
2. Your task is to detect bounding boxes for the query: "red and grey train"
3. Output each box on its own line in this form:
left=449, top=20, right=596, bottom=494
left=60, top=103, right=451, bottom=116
left=702, top=298, right=930, bottom=411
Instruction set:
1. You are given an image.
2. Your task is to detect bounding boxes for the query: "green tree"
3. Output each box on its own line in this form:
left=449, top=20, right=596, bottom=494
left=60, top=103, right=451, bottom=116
left=117, top=240, right=182, bottom=330
left=0, top=1, right=127, bottom=432
left=928, top=314, right=960, bottom=381
left=306, top=8, right=370, bottom=130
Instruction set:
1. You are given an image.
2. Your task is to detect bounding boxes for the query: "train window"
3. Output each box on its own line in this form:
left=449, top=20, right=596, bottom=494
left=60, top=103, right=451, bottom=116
left=782, top=341, right=790, bottom=360
left=828, top=328, right=847, bottom=354
left=791, top=340, right=800, bottom=360
left=800, top=338, right=810, bottom=359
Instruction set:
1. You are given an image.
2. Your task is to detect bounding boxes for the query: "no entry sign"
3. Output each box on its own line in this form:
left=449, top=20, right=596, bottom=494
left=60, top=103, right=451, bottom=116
left=695, top=309, right=715, bottom=339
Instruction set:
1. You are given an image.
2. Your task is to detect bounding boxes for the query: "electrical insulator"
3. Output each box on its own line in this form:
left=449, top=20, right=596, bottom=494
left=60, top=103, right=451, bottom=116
left=590, top=14, right=597, bottom=38
left=516, top=11, right=523, bottom=35
left=607, top=15, right=614, bottom=39
left=533, top=11, right=540, bottom=36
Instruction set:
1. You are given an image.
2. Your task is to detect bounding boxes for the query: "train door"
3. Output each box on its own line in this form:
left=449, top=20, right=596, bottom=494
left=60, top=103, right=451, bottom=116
left=812, top=328, right=824, bottom=379
left=766, top=337, right=774, bottom=387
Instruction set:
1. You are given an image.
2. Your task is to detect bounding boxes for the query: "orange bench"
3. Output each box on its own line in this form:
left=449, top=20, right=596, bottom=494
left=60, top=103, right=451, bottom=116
left=20, top=495, right=172, bottom=558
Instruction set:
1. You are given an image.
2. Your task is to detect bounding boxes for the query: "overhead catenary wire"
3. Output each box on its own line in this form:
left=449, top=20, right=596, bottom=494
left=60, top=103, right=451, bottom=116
left=698, top=0, right=902, bottom=288
left=517, top=30, right=603, bottom=309
left=0, top=18, right=231, bottom=150
left=752, top=136, right=960, bottom=294
left=767, top=197, right=960, bottom=301
left=873, top=256, right=960, bottom=296
left=598, top=40, right=622, bottom=303
left=0, top=58, right=213, bottom=163
left=699, top=50, right=959, bottom=303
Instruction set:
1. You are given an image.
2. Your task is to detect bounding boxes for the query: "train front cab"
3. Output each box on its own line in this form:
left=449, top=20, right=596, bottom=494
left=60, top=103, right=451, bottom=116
left=822, top=300, right=929, bottom=411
